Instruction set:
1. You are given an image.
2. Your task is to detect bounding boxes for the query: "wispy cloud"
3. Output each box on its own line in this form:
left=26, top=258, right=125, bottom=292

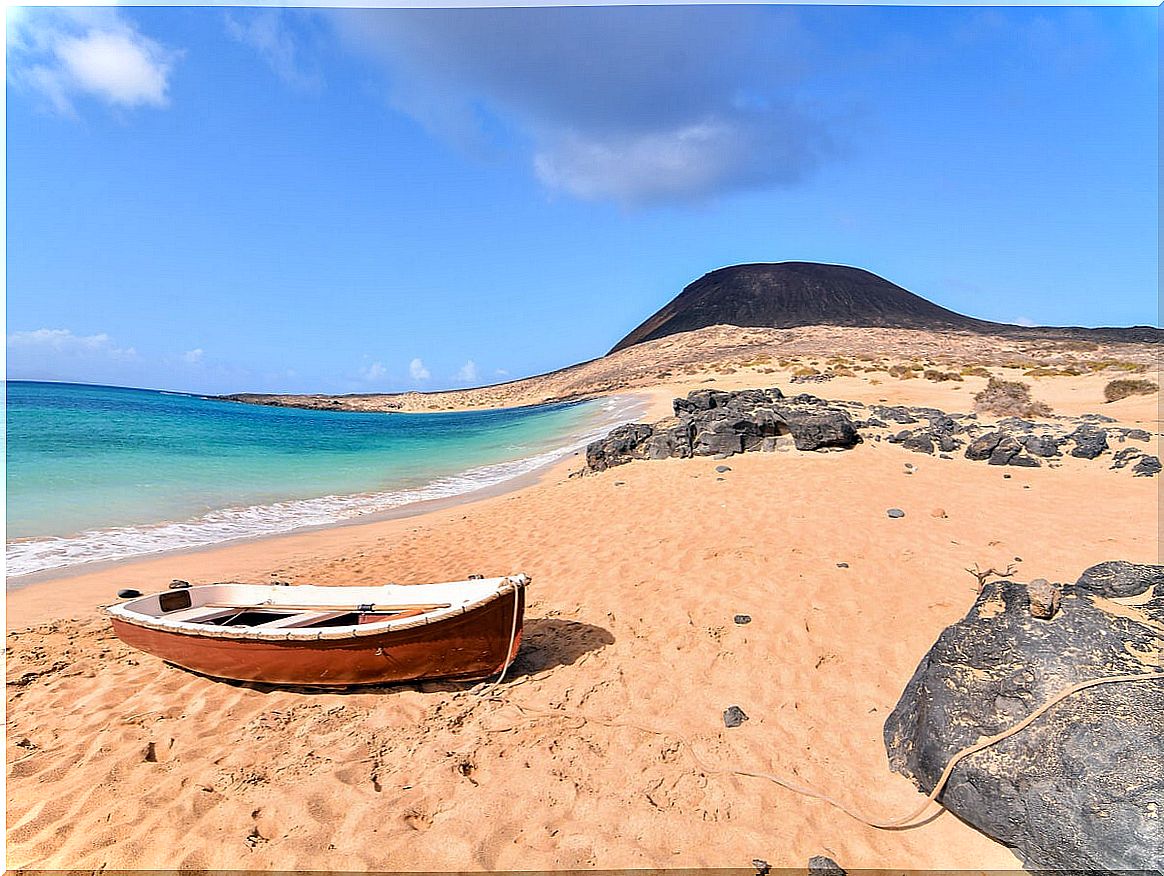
left=182, top=347, right=205, bottom=364
left=7, top=8, right=181, bottom=115
left=225, top=10, right=322, bottom=92
left=360, top=361, right=387, bottom=381
left=408, top=357, right=430, bottom=381
left=331, top=7, right=830, bottom=207
left=8, top=328, right=137, bottom=359
left=454, top=359, right=478, bottom=383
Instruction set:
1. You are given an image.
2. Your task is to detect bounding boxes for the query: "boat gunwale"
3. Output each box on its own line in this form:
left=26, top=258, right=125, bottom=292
left=104, top=574, right=529, bottom=641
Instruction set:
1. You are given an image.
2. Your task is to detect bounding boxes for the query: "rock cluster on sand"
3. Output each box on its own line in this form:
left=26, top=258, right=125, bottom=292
left=586, top=388, right=860, bottom=471
left=865, top=405, right=1158, bottom=474
left=587, top=388, right=1159, bottom=476
left=883, top=561, right=1163, bottom=874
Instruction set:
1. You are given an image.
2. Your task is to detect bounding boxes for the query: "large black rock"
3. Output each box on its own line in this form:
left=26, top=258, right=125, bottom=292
left=585, top=388, right=860, bottom=471
left=884, top=562, right=1164, bottom=873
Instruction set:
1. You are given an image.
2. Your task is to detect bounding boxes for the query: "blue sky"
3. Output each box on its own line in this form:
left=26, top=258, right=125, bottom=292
left=6, top=4, right=1158, bottom=394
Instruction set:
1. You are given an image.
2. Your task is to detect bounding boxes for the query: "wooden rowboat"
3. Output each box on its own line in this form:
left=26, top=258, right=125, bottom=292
left=105, top=575, right=529, bottom=686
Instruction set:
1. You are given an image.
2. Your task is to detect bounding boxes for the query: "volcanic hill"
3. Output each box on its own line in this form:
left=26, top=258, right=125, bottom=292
left=610, top=262, right=1160, bottom=352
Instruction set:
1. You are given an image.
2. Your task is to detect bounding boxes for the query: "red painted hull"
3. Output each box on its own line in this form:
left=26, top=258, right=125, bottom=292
left=109, top=588, right=524, bottom=686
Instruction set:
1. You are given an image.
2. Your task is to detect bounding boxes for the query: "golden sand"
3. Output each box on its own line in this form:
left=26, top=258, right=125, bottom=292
left=6, top=361, right=1160, bottom=871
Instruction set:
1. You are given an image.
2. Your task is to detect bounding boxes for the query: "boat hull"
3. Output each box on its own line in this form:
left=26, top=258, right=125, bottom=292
left=109, top=587, right=525, bottom=686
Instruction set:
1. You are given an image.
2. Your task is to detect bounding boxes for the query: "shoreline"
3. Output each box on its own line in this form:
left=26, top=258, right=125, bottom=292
left=5, top=390, right=663, bottom=623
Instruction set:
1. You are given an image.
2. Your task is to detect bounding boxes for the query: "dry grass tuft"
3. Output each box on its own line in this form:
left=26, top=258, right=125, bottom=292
left=1103, top=378, right=1159, bottom=403
left=973, top=378, right=1053, bottom=418
left=960, top=365, right=993, bottom=378
left=924, top=369, right=963, bottom=382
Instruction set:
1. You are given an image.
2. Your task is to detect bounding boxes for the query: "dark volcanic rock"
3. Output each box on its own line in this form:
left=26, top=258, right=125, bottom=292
left=1075, top=561, right=1164, bottom=599
left=965, top=432, right=1003, bottom=461
left=723, top=706, right=749, bottom=728
left=673, top=389, right=735, bottom=416
left=585, top=423, right=654, bottom=472
left=901, top=433, right=935, bottom=455
left=807, top=856, right=847, bottom=876
left=884, top=562, right=1164, bottom=873
left=1133, top=455, right=1162, bottom=477
left=586, top=388, right=858, bottom=471
left=987, top=435, right=1023, bottom=466
left=781, top=410, right=859, bottom=451
left=1022, top=434, right=1062, bottom=458
left=1068, top=425, right=1109, bottom=459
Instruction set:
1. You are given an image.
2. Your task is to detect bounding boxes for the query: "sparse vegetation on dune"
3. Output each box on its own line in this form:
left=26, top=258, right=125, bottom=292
left=924, top=369, right=962, bottom=382
left=1104, top=378, right=1159, bottom=403
left=973, top=377, right=1053, bottom=419
left=226, top=324, right=1157, bottom=414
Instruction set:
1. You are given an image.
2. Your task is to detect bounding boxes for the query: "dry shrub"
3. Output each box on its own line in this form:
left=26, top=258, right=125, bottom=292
left=974, top=378, right=1053, bottom=418
left=792, top=366, right=820, bottom=377
left=1088, top=360, right=1148, bottom=374
left=924, top=369, right=963, bottom=382
left=832, top=366, right=856, bottom=377
left=960, top=365, right=993, bottom=378
left=1104, top=378, right=1159, bottom=403
left=888, top=364, right=918, bottom=379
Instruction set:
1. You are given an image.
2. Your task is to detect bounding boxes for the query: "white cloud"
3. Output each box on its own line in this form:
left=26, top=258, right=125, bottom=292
left=1012, top=316, right=1038, bottom=327
left=409, top=357, right=430, bottom=381
left=7, top=327, right=139, bottom=383
left=495, top=368, right=510, bottom=377
left=7, top=9, right=180, bottom=114
left=534, top=121, right=758, bottom=205
left=7, top=328, right=136, bottom=359
left=361, top=361, right=387, bottom=381
left=183, top=347, right=205, bottom=364
left=225, top=10, right=321, bottom=92
left=455, top=359, right=479, bottom=383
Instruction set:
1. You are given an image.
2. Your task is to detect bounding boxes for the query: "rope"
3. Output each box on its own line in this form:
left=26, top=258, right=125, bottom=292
left=481, top=670, right=1164, bottom=830
left=472, top=581, right=523, bottom=698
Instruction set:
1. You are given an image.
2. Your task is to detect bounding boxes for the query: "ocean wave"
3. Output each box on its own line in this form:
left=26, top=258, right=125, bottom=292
left=6, top=394, right=645, bottom=581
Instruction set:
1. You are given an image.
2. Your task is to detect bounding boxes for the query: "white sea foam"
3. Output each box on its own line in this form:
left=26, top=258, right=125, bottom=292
left=6, top=394, right=647, bottom=581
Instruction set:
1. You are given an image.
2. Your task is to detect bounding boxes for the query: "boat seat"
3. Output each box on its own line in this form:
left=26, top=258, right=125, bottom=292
left=253, top=611, right=352, bottom=629
left=156, top=606, right=238, bottom=624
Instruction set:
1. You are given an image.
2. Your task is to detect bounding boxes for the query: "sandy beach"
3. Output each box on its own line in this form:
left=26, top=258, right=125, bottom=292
left=7, top=361, right=1160, bottom=872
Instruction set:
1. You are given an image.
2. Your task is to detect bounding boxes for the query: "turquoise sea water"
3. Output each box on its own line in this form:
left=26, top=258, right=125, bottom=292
left=6, top=381, right=639, bottom=578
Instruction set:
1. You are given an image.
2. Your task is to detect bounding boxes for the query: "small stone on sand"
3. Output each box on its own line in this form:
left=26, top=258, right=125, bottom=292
left=887, top=508, right=905, bottom=518
left=723, top=705, right=749, bottom=728
left=930, top=508, right=947, bottom=519
left=808, top=855, right=847, bottom=876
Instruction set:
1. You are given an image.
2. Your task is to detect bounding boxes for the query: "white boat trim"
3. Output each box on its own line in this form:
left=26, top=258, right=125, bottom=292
left=105, top=575, right=529, bottom=641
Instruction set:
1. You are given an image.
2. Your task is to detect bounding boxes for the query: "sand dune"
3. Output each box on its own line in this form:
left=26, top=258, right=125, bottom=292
left=7, top=365, right=1160, bottom=871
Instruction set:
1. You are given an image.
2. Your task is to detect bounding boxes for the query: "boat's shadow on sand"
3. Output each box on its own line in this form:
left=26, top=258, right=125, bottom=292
left=190, top=617, right=615, bottom=696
